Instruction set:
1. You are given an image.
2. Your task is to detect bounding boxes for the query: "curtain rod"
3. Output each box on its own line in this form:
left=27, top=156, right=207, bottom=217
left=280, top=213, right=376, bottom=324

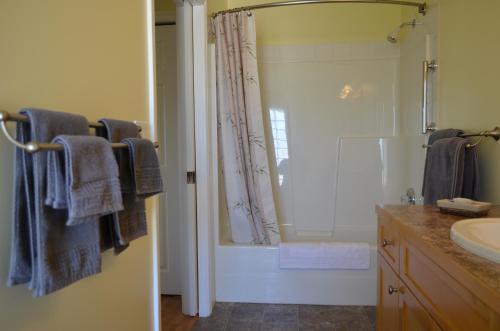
left=212, top=0, right=427, bottom=18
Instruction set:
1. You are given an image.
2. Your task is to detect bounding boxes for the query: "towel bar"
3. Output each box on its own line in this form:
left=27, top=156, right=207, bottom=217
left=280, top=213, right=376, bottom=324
left=422, top=127, right=500, bottom=149
left=0, top=110, right=159, bottom=153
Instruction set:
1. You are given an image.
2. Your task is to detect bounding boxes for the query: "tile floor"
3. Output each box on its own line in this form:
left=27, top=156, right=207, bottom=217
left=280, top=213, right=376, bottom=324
left=192, top=303, right=376, bottom=331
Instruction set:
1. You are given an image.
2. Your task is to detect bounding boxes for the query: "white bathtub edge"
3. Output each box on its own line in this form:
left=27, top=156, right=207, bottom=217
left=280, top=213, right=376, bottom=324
left=215, top=244, right=377, bottom=306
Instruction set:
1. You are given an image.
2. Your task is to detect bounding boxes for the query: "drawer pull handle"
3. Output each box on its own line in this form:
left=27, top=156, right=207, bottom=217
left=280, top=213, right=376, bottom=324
left=382, top=239, right=394, bottom=247
left=388, top=285, right=400, bottom=295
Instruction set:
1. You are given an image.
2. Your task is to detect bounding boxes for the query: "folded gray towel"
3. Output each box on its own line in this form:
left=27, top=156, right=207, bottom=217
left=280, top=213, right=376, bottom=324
left=97, top=119, right=141, bottom=192
left=7, top=108, right=101, bottom=297
left=122, top=138, right=164, bottom=199
left=423, top=137, right=468, bottom=205
left=422, top=129, right=465, bottom=197
left=46, top=135, right=124, bottom=226
left=97, top=118, right=145, bottom=254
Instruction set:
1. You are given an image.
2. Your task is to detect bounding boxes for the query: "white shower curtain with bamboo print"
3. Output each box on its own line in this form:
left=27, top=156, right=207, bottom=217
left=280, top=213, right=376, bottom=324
left=213, top=11, right=281, bottom=245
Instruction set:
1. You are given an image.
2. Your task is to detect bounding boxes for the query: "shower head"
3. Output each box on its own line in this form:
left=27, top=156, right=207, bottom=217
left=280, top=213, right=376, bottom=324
left=387, top=33, right=398, bottom=43
left=387, top=19, right=422, bottom=43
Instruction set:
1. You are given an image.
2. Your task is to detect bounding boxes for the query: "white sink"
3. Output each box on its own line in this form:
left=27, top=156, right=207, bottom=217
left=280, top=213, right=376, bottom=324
left=451, top=218, right=500, bottom=264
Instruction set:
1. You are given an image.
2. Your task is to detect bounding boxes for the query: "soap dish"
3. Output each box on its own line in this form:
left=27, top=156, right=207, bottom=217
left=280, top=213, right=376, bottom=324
left=437, top=199, right=492, bottom=218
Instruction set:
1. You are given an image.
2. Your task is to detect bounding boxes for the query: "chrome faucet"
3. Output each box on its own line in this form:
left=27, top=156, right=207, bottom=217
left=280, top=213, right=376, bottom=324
left=401, top=188, right=417, bottom=205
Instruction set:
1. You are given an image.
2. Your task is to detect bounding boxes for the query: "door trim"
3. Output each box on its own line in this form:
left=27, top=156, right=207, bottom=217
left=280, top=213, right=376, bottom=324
left=147, top=1, right=161, bottom=330
left=176, top=1, right=199, bottom=317
left=192, top=2, right=215, bottom=318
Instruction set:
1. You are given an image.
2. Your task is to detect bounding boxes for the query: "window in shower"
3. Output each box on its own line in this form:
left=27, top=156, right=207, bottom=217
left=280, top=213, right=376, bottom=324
left=269, top=108, right=289, bottom=186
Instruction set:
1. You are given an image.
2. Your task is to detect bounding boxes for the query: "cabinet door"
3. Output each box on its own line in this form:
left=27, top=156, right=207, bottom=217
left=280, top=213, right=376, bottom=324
left=400, top=285, right=442, bottom=331
left=377, top=254, right=400, bottom=331
left=400, top=238, right=490, bottom=330
left=378, top=215, right=400, bottom=271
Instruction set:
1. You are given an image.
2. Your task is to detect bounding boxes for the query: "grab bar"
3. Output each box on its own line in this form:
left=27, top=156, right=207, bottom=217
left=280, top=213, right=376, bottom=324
left=421, top=60, right=438, bottom=134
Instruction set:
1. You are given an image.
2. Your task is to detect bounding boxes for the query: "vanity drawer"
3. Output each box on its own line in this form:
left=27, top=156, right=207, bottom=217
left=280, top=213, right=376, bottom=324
left=378, top=215, right=400, bottom=271
left=399, top=238, right=492, bottom=331
left=377, top=252, right=400, bottom=331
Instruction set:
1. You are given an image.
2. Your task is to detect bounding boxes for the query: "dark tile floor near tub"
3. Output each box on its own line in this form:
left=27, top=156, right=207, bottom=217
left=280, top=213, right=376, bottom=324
left=192, top=303, right=375, bottom=331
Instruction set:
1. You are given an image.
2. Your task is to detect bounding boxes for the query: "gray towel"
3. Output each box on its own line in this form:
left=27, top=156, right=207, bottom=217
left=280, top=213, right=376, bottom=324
left=461, top=146, right=480, bottom=200
left=422, top=129, right=464, bottom=197
left=96, top=118, right=145, bottom=254
left=423, top=137, right=469, bottom=204
left=427, top=129, right=464, bottom=145
left=122, top=138, right=164, bottom=199
left=45, top=135, right=124, bottom=226
left=7, top=108, right=101, bottom=297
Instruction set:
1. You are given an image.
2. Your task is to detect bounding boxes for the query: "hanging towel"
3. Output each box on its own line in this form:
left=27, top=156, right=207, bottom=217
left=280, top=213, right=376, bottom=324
left=122, top=138, right=163, bottom=199
left=45, top=135, right=124, bottom=226
left=461, top=146, right=480, bottom=200
left=7, top=108, right=101, bottom=297
left=422, top=129, right=464, bottom=197
left=279, top=242, right=370, bottom=270
left=423, top=137, right=469, bottom=204
left=97, top=118, right=145, bottom=253
left=427, top=129, right=464, bottom=145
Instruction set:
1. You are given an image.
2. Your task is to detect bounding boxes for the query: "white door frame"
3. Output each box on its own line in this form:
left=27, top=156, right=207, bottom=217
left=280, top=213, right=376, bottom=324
left=174, top=0, right=199, bottom=317
left=155, top=0, right=214, bottom=319
left=192, top=1, right=215, bottom=318
left=146, top=0, right=160, bottom=330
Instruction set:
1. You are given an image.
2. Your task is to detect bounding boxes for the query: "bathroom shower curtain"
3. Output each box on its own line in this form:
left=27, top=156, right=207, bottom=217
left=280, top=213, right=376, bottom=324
left=213, top=11, right=281, bottom=245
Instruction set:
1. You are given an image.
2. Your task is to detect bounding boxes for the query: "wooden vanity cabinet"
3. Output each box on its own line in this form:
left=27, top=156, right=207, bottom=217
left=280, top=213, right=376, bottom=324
left=378, top=251, right=441, bottom=331
left=377, top=254, right=400, bottom=331
left=376, top=206, right=500, bottom=331
left=378, top=215, right=400, bottom=271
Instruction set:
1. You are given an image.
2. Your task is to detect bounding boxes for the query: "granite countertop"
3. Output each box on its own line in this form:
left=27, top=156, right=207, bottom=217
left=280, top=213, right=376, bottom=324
left=376, top=204, right=500, bottom=298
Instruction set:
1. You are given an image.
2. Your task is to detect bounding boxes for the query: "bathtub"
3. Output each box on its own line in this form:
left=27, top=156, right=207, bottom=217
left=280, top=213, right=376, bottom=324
left=212, top=136, right=417, bottom=306
left=215, top=235, right=378, bottom=306
left=213, top=135, right=413, bottom=306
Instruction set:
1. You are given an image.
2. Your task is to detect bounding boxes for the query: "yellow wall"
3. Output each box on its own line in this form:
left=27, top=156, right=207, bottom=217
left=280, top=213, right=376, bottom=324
left=437, top=0, right=500, bottom=203
left=155, top=1, right=229, bottom=16
left=0, top=1, right=155, bottom=330
left=208, top=0, right=229, bottom=15
left=156, top=0, right=176, bottom=12
left=227, top=0, right=403, bottom=45
left=156, top=0, right=229, bottom=14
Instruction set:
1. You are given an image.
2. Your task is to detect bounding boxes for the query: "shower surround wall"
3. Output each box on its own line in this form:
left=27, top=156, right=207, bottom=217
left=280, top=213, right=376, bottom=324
left=214, top=41, right=410, bottom=305
left=258, top=42, right=405, bottom=243
left=399, top=2, right=440, bottom=197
